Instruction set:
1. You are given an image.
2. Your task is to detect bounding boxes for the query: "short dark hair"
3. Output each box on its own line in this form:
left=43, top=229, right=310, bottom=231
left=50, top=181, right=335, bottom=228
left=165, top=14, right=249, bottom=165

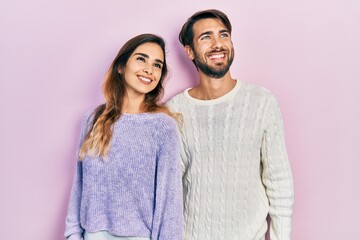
left=179, top=9, right=232, bottom=48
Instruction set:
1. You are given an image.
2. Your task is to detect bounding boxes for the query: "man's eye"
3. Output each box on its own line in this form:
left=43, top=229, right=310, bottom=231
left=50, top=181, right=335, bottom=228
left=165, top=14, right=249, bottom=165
left=136, top=56, right=146, bottom=62
left=201, top=35, right=210, bottom=40
left=221, top=33, right=229, bottom=38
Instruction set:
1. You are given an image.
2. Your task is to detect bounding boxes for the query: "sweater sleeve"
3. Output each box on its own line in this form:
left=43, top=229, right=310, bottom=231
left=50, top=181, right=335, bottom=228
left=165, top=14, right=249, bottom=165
left=165, top=97, right=187, bottom=176
left=64, top=114, right=91, bottom=240
left=151, top=120, right=183, bottom=240
left=261, top=95, right=294, bottom=240
left=64, top=161, right=84, bottom=240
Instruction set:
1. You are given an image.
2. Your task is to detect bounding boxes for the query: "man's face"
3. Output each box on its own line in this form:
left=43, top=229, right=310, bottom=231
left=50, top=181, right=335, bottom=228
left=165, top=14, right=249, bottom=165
left=187, top=18, right=234, bottom=78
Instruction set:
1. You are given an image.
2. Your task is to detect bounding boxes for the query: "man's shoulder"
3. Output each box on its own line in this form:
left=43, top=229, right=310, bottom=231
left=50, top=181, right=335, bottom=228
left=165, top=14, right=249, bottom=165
left=166, top=90, right=188, bottom=109
left=239, top=80, right=274, bottom=99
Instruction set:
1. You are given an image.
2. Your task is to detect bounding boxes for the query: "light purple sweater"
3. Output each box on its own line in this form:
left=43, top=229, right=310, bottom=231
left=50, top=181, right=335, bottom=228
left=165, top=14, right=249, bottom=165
left=64, top=112, right=183, bottom=240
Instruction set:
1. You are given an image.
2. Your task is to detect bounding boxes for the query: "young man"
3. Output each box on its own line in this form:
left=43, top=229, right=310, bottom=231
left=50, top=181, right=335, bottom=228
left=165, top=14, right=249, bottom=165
left=167, top=9, right=294, bottom=240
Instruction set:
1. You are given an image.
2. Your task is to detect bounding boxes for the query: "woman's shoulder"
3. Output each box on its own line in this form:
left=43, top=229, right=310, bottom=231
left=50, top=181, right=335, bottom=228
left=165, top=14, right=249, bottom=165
left=121, top=111, right=177, bottom=130
left=82, top=104, right=105, bottom=122
left=141, top=113, right=178, bottom=140
left=151, top=113, right=179, bottom=145
left=152, top=112, right=177, bottom=129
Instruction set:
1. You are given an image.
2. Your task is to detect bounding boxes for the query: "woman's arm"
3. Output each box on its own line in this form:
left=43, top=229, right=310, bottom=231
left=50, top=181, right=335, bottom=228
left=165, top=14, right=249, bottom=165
left=151, top=118, right=183, bottom=240
left=64, top=113, right=91, bottom=240
left=64, top=160, right=84, bottom=240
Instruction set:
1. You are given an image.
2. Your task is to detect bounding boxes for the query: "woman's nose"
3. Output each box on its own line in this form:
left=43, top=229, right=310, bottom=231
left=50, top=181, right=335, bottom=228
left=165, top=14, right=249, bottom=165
left=143, top=64, right=153, bottom=75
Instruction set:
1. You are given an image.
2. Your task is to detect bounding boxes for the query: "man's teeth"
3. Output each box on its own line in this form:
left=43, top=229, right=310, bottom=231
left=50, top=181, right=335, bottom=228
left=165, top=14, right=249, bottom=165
left=139, top=76, right=151, bottom=82
left=209, top=54, right=225, bottom=59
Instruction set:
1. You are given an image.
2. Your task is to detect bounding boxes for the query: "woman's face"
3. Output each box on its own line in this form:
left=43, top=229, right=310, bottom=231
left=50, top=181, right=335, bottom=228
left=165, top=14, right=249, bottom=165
left=120, top=42, right=164, bottom=98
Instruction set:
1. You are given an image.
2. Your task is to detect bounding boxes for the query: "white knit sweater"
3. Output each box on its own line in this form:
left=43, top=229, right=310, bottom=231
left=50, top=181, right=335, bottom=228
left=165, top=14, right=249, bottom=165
left=167, top=80, right=294, bottom=240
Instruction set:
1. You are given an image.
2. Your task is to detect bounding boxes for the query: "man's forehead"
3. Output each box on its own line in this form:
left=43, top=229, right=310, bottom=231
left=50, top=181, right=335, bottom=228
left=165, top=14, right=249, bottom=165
left=193, top=18, right=228, bottom=35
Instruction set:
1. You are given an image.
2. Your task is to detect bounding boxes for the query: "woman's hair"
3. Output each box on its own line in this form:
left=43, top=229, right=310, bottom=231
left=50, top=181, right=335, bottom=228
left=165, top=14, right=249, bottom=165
left=179, top=9, right=232, bottom=48
left=79, top=34, right=170, bottom=159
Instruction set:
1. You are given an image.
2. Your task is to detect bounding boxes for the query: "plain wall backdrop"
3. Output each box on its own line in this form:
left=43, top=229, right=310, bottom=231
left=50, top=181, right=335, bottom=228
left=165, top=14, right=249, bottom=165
left=1, top=0, right=359, bottom=239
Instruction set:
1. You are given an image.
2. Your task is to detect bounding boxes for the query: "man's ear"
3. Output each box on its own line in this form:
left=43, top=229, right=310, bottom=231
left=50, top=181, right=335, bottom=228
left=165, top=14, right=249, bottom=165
left=184, top=45, right=194, bottom=60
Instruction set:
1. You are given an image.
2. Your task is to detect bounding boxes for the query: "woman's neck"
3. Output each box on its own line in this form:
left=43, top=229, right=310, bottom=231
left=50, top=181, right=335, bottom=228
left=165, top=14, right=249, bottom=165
left=122, top=95, right=146, bottom=114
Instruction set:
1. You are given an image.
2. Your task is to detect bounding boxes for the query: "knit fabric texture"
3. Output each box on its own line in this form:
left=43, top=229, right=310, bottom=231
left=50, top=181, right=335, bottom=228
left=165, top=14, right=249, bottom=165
left=64, top=112, right=183, bottom=240
left=167, top=80, right=294, bottom=240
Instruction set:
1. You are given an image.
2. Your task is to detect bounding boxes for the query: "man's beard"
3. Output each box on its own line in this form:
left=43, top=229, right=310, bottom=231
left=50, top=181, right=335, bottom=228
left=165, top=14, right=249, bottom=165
left=193, top=48, right=234, bottom=79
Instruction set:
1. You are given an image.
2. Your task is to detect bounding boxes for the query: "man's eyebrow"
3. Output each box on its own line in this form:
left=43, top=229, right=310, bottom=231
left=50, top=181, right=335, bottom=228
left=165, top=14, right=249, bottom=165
left=134, top=52, right=164, bottom=65
left=198, top=31, right=213, bottom=40
left=219, top=29, right=230, bottom=34
left=197, top=29, right=230, bottom=40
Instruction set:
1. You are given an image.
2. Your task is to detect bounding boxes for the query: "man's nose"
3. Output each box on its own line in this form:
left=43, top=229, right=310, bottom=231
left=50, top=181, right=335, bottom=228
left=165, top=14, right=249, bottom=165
left=211, top=37, right=222, bottom=49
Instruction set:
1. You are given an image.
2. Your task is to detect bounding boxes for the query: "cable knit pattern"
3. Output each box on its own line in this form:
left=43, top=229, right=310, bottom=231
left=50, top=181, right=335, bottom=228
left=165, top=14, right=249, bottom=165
left=189, top=103, right=201, bottom=239
left=167, top=80, right=294, bottom=240
left=64, top=113, right=183, bottom=240
left=205, top=105, right=214, bottom=240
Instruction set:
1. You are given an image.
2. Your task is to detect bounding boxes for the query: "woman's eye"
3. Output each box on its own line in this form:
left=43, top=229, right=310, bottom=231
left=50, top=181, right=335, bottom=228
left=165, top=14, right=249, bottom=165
left=136, top=56, right=146, bottom=62
left=154, top=63, right=162, bottom=69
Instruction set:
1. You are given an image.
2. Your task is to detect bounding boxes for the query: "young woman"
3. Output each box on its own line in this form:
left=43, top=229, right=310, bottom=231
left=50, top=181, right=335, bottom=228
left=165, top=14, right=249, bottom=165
left=64, top=34, right=183, bottom=240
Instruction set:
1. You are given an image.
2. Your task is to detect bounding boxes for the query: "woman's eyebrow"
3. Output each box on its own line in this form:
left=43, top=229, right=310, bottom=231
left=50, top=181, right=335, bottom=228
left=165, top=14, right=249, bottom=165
left=134, top=52, right=163, bottom=64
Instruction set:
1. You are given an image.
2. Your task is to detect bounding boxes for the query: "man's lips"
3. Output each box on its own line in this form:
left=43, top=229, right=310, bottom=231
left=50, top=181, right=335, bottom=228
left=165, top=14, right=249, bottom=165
left=207, top=51, right=227, bottom=62
left=208, top=53, right=225, bottom=59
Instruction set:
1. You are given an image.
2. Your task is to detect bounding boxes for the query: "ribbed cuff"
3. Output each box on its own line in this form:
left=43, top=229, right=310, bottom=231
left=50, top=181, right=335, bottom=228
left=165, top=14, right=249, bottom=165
left=67, top=233, right=84, bottom=240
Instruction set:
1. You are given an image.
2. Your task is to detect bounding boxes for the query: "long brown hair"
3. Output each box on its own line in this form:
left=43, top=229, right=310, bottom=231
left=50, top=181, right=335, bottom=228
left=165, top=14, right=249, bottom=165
left=79, top=34, right=169, bottom=159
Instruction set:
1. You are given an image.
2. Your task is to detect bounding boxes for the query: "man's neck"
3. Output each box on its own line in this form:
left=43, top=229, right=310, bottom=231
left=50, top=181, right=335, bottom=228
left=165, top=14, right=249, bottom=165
left=188, top=71, right=236, bottom=100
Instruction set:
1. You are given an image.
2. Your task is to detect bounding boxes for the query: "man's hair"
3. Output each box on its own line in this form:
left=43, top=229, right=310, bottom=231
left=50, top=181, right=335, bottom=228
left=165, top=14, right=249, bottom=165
left=179, top=9, right=232, bottom=48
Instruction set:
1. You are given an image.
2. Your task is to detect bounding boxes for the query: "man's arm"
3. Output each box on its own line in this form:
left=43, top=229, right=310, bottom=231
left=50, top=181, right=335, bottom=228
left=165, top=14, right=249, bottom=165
left=261, top=95, right=294, bottom=240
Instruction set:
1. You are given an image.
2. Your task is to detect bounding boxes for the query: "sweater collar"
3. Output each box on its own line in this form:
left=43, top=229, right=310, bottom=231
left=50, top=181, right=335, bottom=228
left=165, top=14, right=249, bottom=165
left=183, top=80, right=241, bottom=105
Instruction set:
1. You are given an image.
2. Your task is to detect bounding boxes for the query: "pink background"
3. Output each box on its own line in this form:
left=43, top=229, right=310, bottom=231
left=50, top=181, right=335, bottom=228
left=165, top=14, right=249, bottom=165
left=1, top=0, right=359, bottom=239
